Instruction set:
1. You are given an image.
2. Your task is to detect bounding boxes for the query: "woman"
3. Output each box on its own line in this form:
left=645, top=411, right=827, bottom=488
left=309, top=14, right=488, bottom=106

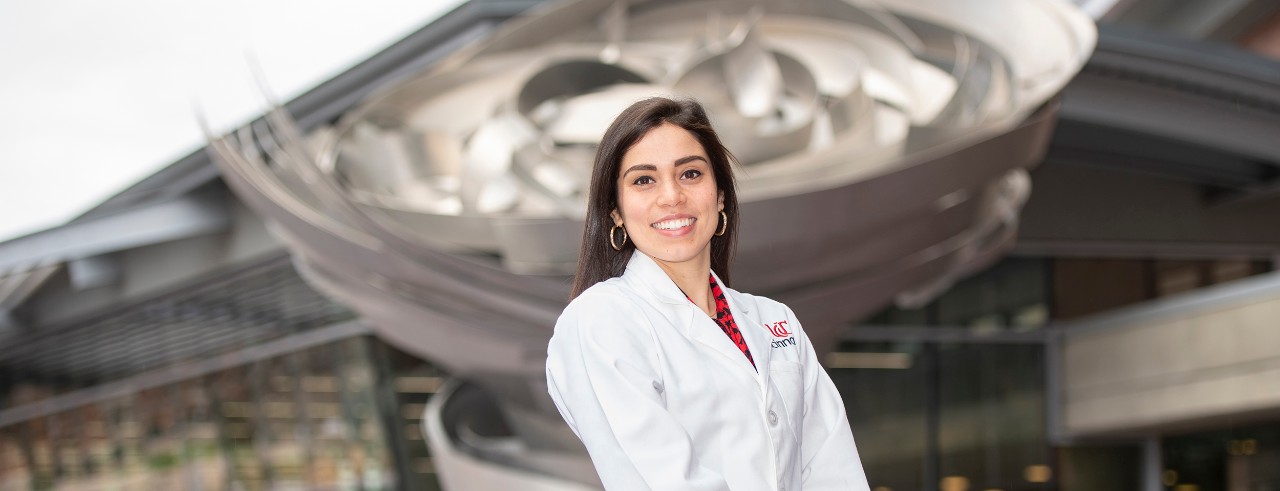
left=546, top=97, right=870, bottom=491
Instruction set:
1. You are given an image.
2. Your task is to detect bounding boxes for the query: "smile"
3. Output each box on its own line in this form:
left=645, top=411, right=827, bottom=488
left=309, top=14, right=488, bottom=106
left=652, top=217, right=695, bottom=231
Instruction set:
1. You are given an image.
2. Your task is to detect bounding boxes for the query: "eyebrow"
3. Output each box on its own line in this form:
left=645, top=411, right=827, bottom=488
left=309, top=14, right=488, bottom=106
left=621, top=155, right=708, bottom=177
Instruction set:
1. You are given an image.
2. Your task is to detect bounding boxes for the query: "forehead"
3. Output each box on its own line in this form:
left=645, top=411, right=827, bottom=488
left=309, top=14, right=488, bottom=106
left=621, top=123, right=707, bottom=166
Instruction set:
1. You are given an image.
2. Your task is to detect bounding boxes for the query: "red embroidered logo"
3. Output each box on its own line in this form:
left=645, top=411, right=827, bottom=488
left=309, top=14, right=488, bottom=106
left=765, top=321, right=791, bottom=338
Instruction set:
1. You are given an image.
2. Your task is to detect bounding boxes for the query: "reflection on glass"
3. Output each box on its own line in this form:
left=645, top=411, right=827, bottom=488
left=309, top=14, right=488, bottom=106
left=866, top=257, right=1050, bottom=330
left=832, top=341, right=1049, bottom=491
left=1164, top=422, right=1280, bottom=491
left=379, top=339, right=445, bottom=491
left=0, top=336, right=433, bottom=490
left=936, top=344, right=1047, bottom=491
left=833, top=341, right=927, bottom=491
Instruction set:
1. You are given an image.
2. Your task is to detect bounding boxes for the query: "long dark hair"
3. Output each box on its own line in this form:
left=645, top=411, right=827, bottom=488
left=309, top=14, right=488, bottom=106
left=571, top=97, right=740, bottom=299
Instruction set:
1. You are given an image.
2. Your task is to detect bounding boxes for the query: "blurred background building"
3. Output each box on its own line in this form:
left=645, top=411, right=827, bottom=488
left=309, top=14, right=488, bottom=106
left=1, top=0, right=1278, bottom=490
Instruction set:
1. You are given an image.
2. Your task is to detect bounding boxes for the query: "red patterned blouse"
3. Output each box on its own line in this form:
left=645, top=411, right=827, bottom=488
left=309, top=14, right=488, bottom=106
left=688, top=274, right=756, bottom=369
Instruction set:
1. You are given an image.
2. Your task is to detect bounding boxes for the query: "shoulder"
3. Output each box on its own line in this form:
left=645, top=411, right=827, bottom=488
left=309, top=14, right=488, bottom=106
left=555, top=278, right=653, bottom=338
left=562, top=277, right=638, bottom=319
left=550, top=278, right=659, bottom=361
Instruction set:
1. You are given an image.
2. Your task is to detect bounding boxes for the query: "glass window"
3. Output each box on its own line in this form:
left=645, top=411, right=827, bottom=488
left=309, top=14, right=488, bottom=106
left=831, top=341, right=1052, bottom=491
left=865, top=257, right=1051, bottom=330
left=0, top=334, right=445, bottom=491
left=832, top=341, right=928, bottom=491
left=1057, top=444, right=1141, bottom=491
left=1164, top=422, right=1280, bottom=491
left=936, top=343, right=1050, bottom=491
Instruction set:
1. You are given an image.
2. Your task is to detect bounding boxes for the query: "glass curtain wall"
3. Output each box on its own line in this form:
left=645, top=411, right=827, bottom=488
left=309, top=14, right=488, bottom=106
left=0, top=336, right=440, bottom=491
left=1163, top=422, right=1280, bottom=491
left=846, top=257, right=1054, bottom=491
left=833, top=341, right=1050, bottom=491
left=847, top=255, right=1275, bottom=491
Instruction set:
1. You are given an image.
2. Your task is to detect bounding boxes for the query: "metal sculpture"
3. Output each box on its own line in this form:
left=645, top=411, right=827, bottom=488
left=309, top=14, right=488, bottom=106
left=207, top=0, right=1093, bottom=486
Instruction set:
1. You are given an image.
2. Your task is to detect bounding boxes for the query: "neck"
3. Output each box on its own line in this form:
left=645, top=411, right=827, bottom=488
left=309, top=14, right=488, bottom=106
left=649, top=252, right=715, bottom=316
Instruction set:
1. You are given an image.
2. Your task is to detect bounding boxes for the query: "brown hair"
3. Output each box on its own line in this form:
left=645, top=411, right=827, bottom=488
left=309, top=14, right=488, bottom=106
left=570, top=97, right=740, bottom=299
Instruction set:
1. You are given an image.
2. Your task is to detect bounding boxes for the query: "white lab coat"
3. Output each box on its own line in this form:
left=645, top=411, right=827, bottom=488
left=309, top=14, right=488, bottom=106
left=546, top=252, right=871, bottom=491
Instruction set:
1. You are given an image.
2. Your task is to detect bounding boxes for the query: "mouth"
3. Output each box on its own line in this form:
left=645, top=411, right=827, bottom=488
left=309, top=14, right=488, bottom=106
left=651, top=217, right=696, bottom=231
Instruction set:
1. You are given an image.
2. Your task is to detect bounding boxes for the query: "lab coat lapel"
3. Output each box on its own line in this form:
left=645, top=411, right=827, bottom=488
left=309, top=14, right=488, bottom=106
left=713, top=270, right=772, bottom=388
left=687, top=306, right=759, bottom=374
left=623, top=253, right=758, bottom=375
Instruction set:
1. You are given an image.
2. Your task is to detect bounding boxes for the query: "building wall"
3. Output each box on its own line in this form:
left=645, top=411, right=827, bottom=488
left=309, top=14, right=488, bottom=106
left=1062, top=272, right=1280, bottom=436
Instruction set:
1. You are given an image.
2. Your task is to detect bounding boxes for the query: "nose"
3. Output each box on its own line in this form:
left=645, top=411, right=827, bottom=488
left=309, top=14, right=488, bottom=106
left=656, top=178, right=685, bottom=207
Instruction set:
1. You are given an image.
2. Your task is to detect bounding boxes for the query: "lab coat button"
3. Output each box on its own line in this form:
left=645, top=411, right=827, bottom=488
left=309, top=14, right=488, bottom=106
left=767, top=411, right=778, bottom=426
left=652, top=381, right=663, bottom=393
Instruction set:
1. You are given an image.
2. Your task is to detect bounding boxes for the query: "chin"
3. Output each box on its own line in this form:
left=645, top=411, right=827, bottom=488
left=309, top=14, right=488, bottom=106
left=646, top=251, right=700, bottom=264
left=635, top=240, right=711, bottom=265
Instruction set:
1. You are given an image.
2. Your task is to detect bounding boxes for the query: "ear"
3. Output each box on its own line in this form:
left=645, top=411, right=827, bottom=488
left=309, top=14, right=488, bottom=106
left=610, top=208, right=623, bottom=226
left=717, top=190, right=725, bottom=211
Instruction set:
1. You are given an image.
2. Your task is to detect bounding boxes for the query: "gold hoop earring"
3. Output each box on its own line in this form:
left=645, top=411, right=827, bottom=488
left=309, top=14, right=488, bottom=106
left=609, top=224, right=628, bottom=251
left=715, top=211, right=728, bottom=237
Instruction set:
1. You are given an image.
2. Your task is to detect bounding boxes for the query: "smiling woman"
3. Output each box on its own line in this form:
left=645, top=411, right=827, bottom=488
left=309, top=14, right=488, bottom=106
left=546, top=98, right=871, bottom=490
left=570, top=98, right=740, bottom=302
left=610, top=123, right=724, bottom=315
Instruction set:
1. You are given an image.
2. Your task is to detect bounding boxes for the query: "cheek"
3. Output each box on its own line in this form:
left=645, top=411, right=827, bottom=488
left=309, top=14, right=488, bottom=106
left=615, top=189, right=644, bottom=223
left=694, top=183, right=721, bottom=209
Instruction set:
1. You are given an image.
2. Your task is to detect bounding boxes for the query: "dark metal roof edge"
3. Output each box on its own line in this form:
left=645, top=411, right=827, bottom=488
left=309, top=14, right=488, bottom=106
left=9, top=251, right=293, bottom=341
left=1093, top=23, right=1280, bottom=100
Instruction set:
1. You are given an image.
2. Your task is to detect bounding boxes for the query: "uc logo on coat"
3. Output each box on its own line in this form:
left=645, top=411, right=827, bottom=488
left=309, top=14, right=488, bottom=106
left=766, top=321, right=791, bottom=338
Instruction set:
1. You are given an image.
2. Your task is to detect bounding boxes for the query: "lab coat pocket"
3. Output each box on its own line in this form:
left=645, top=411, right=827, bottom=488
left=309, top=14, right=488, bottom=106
left=769, top=360, right=805, bottom=441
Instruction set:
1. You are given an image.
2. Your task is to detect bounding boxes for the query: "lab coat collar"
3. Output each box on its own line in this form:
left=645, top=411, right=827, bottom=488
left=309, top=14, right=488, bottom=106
left=622, top=251, right=689, bottom=305
left=621, top=252, right=747, bottom=315
left=623, top=252, right=771, bottom=382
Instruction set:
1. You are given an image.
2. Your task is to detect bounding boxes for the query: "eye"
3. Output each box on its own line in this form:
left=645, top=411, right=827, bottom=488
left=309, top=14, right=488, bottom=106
left=632, top=175, right=655, bottom=185
left=681, top=168, right=702, bottom=179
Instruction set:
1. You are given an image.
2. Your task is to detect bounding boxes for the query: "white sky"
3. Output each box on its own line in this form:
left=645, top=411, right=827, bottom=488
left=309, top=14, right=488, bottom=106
left=0, top=0, right=466, bottom=244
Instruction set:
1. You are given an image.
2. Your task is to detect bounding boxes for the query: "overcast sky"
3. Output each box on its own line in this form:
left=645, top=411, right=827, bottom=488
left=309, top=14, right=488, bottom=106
left=0, top=0, right=465, bottom=244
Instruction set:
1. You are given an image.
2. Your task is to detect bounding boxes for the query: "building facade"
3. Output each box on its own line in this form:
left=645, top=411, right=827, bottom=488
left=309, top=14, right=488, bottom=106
left=2, top=0, right=1279, bottom=490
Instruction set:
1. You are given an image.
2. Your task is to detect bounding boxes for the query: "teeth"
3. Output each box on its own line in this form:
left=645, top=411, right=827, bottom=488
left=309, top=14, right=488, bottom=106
left=652, top=218, right=695, bottom=230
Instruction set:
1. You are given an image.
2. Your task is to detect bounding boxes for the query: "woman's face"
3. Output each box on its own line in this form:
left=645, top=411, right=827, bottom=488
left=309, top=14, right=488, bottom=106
left=611, top=123, right=724, bottom=268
